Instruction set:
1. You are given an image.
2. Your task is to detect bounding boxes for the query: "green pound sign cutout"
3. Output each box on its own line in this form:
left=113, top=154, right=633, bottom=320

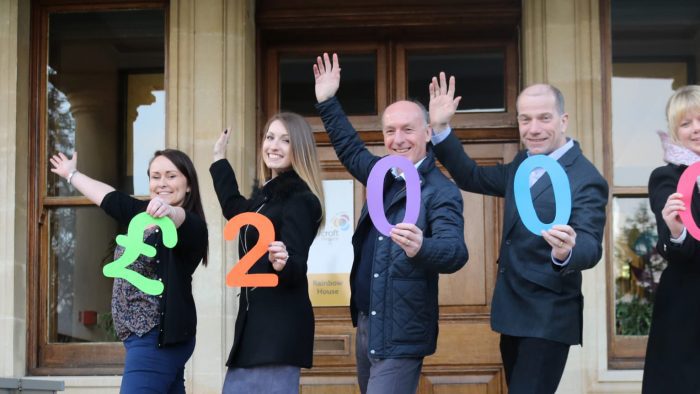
left=103, top=212, right=178, bottom=295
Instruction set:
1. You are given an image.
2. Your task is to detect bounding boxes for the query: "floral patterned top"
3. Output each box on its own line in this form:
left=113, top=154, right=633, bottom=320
left=111, top=226, right=160, bottom=341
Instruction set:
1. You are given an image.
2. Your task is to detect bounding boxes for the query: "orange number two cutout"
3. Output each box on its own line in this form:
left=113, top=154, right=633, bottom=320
left=224, top=212, right=279, bottom=287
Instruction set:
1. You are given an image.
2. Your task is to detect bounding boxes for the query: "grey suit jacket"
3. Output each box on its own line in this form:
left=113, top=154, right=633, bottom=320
left=433, top=131, right=608, bottom=345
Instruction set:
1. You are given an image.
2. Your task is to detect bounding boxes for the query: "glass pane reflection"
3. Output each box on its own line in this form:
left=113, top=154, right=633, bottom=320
left=44, top=9, right=166, bottom=345
left=611, top=63, right=687, bottom=187
left=407, top=52, right=504, bottom=112
left=127, top=73, right=165, bottom=196
left=280, top=54, right=376, bottom=116
left=48, top=207, right=120, bottom=342
left=612, top=197, right=667, bottom=336
left=46, top=10, right=165, bottom=197
left=46, top=76, right=78, bottom=197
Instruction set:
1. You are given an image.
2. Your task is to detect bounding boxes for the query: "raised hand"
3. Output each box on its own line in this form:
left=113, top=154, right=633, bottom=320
left=49, top=150, right=116, bottom=207
left=429, top=72, right=461, bottom=134
left=213, top=128, right=230, bottom=162
left=49, top=151, right=78, bottom=179
left=313, top=52, right=341, bottom=103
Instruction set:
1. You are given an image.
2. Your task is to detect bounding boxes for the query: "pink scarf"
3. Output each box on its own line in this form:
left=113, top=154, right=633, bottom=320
left=658, top=130, right=700, bottom=191
left=659, top=130, right=700, bottom=166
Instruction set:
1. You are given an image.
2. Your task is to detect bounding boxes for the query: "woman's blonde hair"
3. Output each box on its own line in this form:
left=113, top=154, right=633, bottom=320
left=259, top=113, right=325, bottom=225
left=667, top=85, right=700, bottom=141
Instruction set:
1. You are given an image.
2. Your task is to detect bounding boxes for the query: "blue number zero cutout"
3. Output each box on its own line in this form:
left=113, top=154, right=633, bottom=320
left=513, top=155, right=572, bottom=235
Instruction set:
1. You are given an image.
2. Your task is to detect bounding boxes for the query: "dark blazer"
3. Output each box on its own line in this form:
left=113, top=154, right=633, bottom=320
left=433, top=131, right=608, bottom=345
left=210, top=160, right=321, bottom=368
left=316, top=97, right=468, bottom=358
left=100, top=190, right=208, bottom=346
left=642, top=164, right=700, bottom=393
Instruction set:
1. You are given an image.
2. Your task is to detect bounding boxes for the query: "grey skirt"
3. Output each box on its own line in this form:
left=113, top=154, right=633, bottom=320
left=223, top=365, right=300, bottom=394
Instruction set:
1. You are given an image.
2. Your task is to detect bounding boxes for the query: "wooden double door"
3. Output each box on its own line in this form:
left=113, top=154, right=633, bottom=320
left=297, top=143, right=518, bottom=394
left=257, top=1, right=522, bottom=392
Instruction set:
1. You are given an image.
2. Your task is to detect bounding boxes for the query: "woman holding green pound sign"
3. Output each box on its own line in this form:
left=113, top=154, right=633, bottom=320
left=50, top=149, right=208, bottom=393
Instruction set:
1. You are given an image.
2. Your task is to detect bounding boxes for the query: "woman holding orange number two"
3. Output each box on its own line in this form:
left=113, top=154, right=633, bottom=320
left=50, top=149, right=208, bottom=393
left=643, top=85, right=700, bottom=393
left=210, top=113, right=325, bottom=393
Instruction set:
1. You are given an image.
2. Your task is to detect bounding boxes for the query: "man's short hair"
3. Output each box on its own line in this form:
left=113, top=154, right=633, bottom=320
left=549, top=85, right=566, bottom=115
left=410, top=100, right=430, bottom=125
left=517, top=84, right=566, bottom=115
left=380, top=100, right=429, bottom=128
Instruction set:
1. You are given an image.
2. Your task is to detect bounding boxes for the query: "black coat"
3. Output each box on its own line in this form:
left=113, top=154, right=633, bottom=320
left=316, top=97, right=468, bottom=359
left=100, top=191, right=208, bottom=346
left=433, top=131, right=608, bottom=345
left=643, top=164, right=700, bottom=393
left=210, top=160, right=321, bottom=368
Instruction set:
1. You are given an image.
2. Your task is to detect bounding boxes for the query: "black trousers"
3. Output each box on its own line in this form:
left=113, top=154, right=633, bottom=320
left=499, top=334, right=570, bottom=394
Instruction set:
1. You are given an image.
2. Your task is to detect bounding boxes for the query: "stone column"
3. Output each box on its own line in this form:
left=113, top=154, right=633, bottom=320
left=522, top=1, right=643, bottom=393
left=522, top=1, right=595, bottom=393
left=522, top=0, right=604, bottom=168
left=0, top=0, right=29, bottom=378
left=167, top=0, right=257, bottom=392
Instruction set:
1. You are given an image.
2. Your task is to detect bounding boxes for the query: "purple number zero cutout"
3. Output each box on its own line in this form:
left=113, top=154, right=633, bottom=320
left=366, top=155, right=421, bottom=236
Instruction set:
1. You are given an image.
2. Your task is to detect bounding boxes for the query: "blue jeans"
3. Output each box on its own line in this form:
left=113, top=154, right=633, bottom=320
left=121, top=328, right=196, bottom=393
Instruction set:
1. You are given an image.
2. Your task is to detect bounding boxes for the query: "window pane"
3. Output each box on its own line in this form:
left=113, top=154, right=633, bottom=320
left=280, top=54, right=376, bottom=116
left=612, top=65, right=684, bottom=186
left=43, top=8, right=166, bottom=347
left=48, top=207, right=120, bottom=342
left=407, top=52, right=504, bottom=112
left=126, top=73, right=166, bottom=195
left=612, top=197, right=667, bottom=336
left=608, top=0, right=700, bottom=364
left=46, top=10, right=165, bottom=197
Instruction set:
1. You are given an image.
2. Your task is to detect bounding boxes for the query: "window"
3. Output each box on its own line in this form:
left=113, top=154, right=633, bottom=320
left=396, top=41, right=518, bottom=135
left=29, top=0, right=167, bottom=374
left=264, top=41, right=519, bottom=141
left=604, top=0, right=700, bottom=368
left=280, top=54, right=377, bottom=116
left=406, top=52, right=505, bottom=112
left=263, top=43, right=389, bottom=134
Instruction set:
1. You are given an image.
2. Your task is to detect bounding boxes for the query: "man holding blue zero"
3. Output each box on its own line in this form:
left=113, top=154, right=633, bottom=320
left=429, top=74, right=608, bottom=393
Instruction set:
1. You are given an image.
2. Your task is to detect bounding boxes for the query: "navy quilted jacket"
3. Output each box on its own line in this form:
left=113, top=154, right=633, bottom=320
left=317, top=97, right=469, bottom=358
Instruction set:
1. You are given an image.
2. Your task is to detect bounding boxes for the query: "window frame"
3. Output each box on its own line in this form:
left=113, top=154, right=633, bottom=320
left=602, top=0, right=698, bottom=369
left=602, top=0, right=649, bottom=370
left=263, top=42, right=519, bottom=150
left=28, top=0, right=168, bottom=375
left=395, top=40, right=519, bottom=141
left=263, top=43, right=389, bottom=136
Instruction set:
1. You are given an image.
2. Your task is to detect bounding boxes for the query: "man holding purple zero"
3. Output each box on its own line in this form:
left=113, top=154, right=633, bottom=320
left=313, top=53, right=468, bottom=394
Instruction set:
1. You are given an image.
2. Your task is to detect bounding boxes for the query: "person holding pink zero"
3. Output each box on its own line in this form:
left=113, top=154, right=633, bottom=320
left=643, top=85, right=700, bottom=393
